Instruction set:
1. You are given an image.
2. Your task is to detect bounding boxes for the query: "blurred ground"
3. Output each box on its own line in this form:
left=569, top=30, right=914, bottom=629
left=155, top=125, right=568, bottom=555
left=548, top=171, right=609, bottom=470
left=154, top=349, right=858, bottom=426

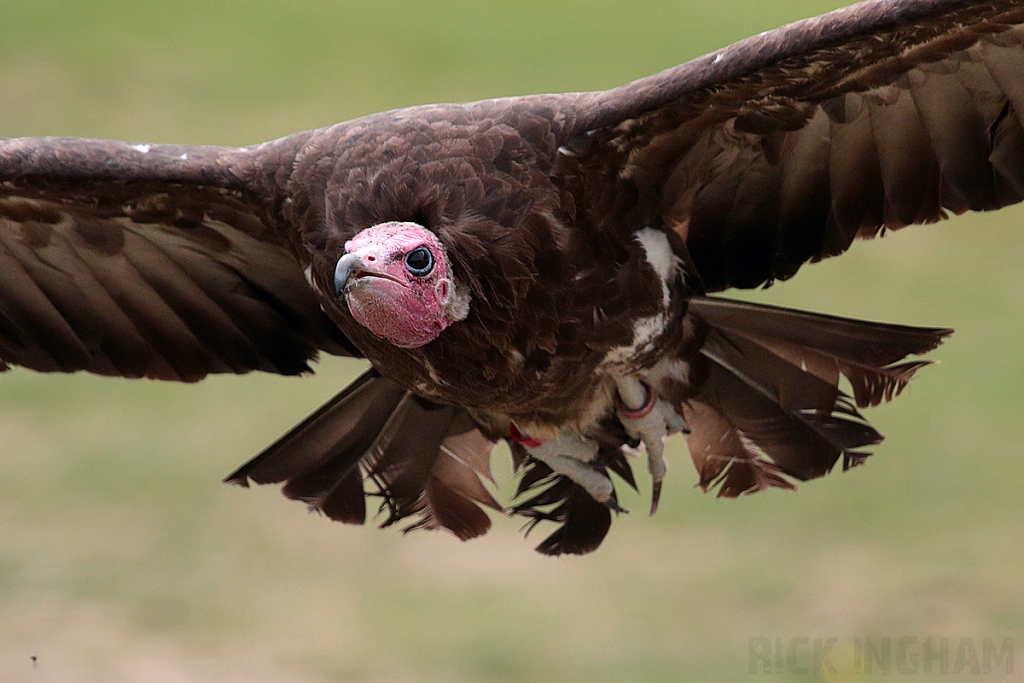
left=1, top=1, right=1023, bottom=681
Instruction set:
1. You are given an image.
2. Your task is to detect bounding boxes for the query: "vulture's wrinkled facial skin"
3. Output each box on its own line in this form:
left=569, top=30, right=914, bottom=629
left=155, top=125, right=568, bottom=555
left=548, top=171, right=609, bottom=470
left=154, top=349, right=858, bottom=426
left=333, top=221, right=467, bottom=348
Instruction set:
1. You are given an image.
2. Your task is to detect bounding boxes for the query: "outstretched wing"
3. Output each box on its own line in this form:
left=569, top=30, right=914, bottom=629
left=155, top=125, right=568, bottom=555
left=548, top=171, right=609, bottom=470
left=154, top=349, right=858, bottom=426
left=559, top=0, right=1024, bottom=291
left=0, top=136, right=356, bottom=382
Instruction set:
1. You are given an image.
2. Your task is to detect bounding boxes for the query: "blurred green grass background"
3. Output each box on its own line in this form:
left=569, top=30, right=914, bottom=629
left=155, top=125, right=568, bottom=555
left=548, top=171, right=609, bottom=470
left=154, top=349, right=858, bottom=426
left=2, top=1, right=1023, bottom=681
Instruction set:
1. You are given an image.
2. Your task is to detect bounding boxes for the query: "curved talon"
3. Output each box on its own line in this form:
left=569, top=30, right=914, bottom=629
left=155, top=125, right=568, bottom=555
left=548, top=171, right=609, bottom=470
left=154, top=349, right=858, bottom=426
left=650, top=479, right=663, bottom=516
left=647, top=445, right=667, bottom=515
left=605, top=497, right=629, bottom=514
left=614, top=376, right=685, bottom=515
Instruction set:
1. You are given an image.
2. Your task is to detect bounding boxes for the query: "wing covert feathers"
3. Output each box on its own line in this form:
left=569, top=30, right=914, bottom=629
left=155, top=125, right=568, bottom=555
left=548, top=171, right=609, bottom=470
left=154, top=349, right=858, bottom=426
left=0, top=177, right=353, bottom=381
left=564, top=0, right=1024, bottom=291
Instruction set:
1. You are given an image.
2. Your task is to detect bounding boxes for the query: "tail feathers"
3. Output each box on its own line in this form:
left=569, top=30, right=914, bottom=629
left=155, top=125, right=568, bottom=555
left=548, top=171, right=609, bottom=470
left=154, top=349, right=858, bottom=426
left=225, top=368, right=500, bottom=540
left=684, top=400, right=796, bottom=497
left=226, top=297, right=949, bottom=549
left=685, top=358, right=877, bottom=496
left=362, top=396, right=501, bottom=539
left=224, top=369, right=402, bottom=487
left=688, top=297, right=951, bottom=408
left=409, top=424, right=504, bottom=538
left=683, top=296, right=949, bottom=496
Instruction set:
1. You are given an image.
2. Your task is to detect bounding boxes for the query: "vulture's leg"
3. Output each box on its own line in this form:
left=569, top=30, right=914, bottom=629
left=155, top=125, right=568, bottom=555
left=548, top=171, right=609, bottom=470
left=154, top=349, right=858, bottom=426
left=517, top=429, right=619, bottom=508
left=614, top=377, right=687, bottom=514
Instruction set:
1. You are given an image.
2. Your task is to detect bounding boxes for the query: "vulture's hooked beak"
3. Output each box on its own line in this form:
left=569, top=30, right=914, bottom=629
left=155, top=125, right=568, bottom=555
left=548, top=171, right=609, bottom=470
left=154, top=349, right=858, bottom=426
left=333, top=253, right=364, bottom=296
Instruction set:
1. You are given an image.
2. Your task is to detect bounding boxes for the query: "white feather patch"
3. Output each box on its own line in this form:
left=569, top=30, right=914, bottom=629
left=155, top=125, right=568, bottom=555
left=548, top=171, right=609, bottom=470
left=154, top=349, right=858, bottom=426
left=603, top=312, right=667, bottom=366
left=443, top=280, right=471, bottom=322
left=602, top=228, right=680, bottom=366
left=635, top=227, right=678, bottom=307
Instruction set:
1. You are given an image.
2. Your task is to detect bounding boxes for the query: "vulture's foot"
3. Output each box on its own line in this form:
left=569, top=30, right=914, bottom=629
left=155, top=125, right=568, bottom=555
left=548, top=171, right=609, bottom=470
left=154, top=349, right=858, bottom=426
left=614, top=377, right=687, bottom=514
left=518, top=428, right=617, bottom=506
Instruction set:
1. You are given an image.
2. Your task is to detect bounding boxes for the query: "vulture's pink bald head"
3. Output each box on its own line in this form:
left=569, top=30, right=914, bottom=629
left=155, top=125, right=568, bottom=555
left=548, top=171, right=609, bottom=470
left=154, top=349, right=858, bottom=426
left=334, top=221, right=469, bottom=348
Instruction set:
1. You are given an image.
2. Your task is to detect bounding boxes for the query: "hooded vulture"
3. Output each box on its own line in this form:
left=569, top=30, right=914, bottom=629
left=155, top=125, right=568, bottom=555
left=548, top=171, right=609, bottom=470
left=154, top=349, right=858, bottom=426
left=1, top=0, right=1021, bottom=554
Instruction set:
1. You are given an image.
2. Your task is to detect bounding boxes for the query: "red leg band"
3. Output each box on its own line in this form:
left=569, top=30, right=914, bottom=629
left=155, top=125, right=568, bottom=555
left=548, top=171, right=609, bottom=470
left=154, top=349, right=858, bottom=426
left=615, top=381, right=657, bottom=419
left=508, top=422, right=545, bottom=448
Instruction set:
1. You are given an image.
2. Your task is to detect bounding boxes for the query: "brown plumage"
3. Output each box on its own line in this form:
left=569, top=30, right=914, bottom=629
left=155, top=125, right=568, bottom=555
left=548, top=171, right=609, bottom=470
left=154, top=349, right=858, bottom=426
left=1, top=0, right=1019, bottom=553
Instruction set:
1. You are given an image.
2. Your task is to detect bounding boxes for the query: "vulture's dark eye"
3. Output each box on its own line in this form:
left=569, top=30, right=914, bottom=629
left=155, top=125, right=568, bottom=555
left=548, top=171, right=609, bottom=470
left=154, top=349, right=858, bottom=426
left=404, top=246, right=434, bottom=276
